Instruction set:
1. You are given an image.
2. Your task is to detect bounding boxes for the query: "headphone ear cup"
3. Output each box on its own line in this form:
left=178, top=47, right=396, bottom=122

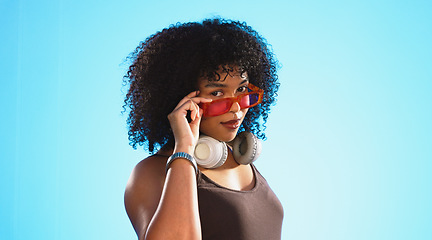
left=232, top=132, right=262, bottom=165
left=194, top=136, right=228, bottom=169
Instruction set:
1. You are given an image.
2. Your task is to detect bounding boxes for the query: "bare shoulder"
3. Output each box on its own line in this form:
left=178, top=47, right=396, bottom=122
left=124, top=155, right=168, bottom=237
left=126, top=155, right=167, bottom=190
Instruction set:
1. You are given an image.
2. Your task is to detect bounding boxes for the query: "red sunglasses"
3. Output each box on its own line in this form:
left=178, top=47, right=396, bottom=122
left=199, top=83, right=264, bottom=117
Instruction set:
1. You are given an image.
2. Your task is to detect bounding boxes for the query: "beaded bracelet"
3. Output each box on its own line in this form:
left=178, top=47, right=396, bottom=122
left=165, top=152, right=198, bottom=175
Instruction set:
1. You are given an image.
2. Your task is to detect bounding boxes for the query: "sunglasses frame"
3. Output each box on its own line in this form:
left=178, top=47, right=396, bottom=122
left=200, top=83, right=264, bottom=117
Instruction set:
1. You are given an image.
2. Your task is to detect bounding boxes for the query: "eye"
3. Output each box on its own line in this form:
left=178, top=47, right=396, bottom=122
left=237, top=86, right=248, bottom=93
left=210, top=91, right=223, bottom=97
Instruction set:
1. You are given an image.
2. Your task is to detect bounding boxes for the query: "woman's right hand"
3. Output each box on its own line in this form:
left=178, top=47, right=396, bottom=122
left=167, top=91, right=212, bottom=154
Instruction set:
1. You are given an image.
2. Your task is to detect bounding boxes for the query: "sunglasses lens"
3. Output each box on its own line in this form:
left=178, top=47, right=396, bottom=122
left=206, top=99, right=231, bottom=116
left=240, top=93, right=260, bottom=108
left=203, top=92, right=262, bottom=116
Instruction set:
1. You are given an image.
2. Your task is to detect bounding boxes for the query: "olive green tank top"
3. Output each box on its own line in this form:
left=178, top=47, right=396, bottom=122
left=197, top=164, right=284, bottom=240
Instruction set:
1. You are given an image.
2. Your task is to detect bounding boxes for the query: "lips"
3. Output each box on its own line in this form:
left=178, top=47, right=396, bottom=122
left=221, top=119, right=241, bottom=129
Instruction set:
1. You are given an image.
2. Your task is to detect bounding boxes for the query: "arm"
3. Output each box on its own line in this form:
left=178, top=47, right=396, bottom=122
left=124, top=91, right=211, bottom=240
left=124, top=155, right=200, bottom=240
left=146, top=158, right=200, bottom=239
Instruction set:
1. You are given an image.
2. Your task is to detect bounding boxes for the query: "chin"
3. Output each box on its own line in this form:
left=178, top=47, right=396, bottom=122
left=200, top=128, right=239, bottom=143
left=218, top=132, right=238, bottom=142
left=200, top=113, right=246, bottom=142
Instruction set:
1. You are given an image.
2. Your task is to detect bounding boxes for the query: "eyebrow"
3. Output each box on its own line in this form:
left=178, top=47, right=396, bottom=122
left=204, top=79, right=248, bottom=88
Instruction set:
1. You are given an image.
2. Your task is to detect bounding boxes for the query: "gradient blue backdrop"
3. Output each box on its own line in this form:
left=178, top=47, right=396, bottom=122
left=1, top=0, right=431, bottom=239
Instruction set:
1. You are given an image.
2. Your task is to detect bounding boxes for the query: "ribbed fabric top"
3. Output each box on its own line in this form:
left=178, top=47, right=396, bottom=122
left=197, top=164, right=284, bottom=240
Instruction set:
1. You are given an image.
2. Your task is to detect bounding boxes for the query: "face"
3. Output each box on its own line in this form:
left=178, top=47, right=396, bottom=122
left=198, top=67, right=249, bottom=142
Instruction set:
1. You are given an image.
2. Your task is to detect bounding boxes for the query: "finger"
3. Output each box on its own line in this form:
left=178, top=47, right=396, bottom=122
left=187, top=97, right=210, bottom=121
left=173, top=91, right=200, bottom=111
left=189, top=97, right=213, bottom=104
left=176, top=97, right=210, bottom=111
left=173, top=98, right=195, bottom=113
left=173, top=94, right=212, bottom=112
left=174, top=98, right=199, bottom=120
left=190, top=107, right=202, bottom=126
left=186, top=90, right=200, bottom=98
left=190, top=100, right=200, bottom=121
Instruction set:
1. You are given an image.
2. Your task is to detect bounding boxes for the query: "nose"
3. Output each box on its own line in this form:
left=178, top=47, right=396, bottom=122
left=229, top=100, right=241, bottom=113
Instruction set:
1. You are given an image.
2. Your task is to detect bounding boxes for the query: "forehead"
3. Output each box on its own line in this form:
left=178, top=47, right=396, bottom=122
left=198, top=66, right=248, bottom=87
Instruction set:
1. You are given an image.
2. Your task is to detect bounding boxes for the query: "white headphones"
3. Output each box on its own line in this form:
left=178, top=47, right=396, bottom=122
left=193, top=131, right=262, bottom=169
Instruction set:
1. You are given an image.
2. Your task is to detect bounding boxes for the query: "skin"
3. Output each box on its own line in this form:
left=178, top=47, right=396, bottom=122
left=124, top=67, right=256, bottom=240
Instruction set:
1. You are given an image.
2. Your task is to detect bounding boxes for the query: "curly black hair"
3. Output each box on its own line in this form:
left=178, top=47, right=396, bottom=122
left=123, top=18, right=279, bottom=153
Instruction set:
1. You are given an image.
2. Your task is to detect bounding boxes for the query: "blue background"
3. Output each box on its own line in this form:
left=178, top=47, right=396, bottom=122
left=1, top=0, right=431, bottom=239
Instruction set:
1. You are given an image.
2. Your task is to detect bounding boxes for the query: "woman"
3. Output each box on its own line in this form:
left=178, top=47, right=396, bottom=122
left=123, top=18, right=283, bottom=240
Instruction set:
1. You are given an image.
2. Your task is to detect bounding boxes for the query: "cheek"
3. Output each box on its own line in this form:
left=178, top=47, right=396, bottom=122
left=238, top=109, right=249, bottom=125
left=198, top=118, right=216, bottom=136
left=241, top=108, right=249, bottom=119
left=199, top=117, right=215, bottom=130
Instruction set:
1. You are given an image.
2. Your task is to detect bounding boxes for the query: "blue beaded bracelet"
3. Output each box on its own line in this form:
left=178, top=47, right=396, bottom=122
left=166, top=152, right=198, bottom=175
